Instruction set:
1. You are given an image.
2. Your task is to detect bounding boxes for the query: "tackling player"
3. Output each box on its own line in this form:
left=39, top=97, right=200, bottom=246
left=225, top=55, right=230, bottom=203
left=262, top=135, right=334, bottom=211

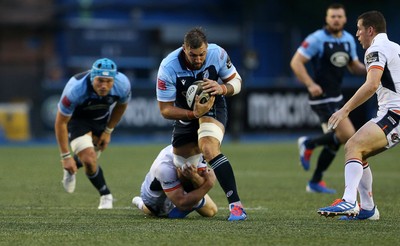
left=55, top=58, right=131, bottom=209
left=132, top=145, right=217, bottom=218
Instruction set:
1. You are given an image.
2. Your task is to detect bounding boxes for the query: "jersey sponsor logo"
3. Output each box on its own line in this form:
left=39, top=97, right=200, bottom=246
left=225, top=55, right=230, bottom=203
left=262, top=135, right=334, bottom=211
left=61, top=96, right=71, bottom=108
left=226, top=55, right=232, bottom=69
left=157, top=78, right=167, bottom=90
left=301, top=41, right=309, bottom=49
left=366, top=51, right=379, bottom=64
left=181, top=79, right=186, bottom=85
left=330, top=51, right=350, bottom=67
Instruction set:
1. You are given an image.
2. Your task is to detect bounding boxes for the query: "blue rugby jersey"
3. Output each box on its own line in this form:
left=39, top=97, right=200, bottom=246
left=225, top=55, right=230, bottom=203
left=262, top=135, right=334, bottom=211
left=297, top=28, right=359, bottom=98
left=58, top=71, right=131, bottom=120
left=156, top=43, right=237, bottom=111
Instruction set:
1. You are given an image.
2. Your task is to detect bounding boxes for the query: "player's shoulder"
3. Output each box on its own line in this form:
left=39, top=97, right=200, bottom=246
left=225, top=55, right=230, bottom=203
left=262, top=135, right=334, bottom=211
left=160, top=47, right=182, bottom=67
left=208, top=43, right=225, bottom=55
left=341, top=30, right=356, bottom=42
left=154, top=159, right=176, bottom=181
left=114, top=72, right=131, bottom=88
left=65, top=72, right=89, bottom=94
left=207, top=43, right=229, bottom=63
left=307, top=29, right=326, bottom=40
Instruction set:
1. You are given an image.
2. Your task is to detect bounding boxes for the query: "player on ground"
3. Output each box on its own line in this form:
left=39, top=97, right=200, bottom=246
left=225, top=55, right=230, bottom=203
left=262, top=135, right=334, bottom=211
left=290, top=3, right=366, bottom=193
left=318, top=10, right=398, bottom=220
left=55, top=58, right=131, bottom=209
left=132, top=145, right=217, bottom=218
left=156, top=27, right=247, bottom=220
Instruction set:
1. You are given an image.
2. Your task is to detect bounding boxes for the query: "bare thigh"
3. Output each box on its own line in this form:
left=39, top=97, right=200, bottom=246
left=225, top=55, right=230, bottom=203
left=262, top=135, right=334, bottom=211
left=344, top=121, right=388, bottom=161
left=333, top=117, right=356, bottom=143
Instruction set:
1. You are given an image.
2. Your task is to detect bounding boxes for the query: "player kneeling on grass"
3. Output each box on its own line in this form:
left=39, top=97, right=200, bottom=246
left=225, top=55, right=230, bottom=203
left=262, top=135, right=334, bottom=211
left=132, top=145, right=218, bottom=218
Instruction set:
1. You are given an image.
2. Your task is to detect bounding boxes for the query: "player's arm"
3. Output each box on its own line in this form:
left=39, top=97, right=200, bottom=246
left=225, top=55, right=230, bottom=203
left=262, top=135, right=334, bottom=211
left=158, top=97, right=215, bottom=121
left=54, top=110, right=77, bottom=174
left=290, top=51, right=323, bottom=97
left=165, top=168, right=216, bottom=211
left=347, top=60, right=367, bottom=76
left=97, top=102, right=128, bottom=151
left=178, top=165, right=218, bottom=217
left=202, top=73, right=242, bottom=97
left=328, top=68, right=382, bottom=130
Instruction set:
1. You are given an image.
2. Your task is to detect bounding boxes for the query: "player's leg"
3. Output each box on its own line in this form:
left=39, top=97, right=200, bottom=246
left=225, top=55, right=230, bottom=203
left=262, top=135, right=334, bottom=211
left=196, top=194, right=218, bottom=217
left=318, top=121, right=387, bottom=217
left=132, top=196, right=154, bottom=216
left=339, top=162, right=380, bottom=220
left=71, top=134, right=113, bottom=209
left=308, top=118, right=354, bottom=193
left=198, top=118, right=246, bottom=221
left=342, top=120, right=388, bottom=202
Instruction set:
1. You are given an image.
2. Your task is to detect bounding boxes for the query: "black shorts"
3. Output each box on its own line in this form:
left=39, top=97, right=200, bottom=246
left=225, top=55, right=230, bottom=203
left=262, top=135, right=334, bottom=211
left=67, top=117, right=108, bottom=141
left=310, top=99, right=344, bottom=124
left=172, top=102, right=228, bottom=147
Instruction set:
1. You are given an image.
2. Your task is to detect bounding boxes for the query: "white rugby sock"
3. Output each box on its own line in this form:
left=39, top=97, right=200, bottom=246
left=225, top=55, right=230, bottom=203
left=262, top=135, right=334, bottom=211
left=358, top=163, right=375, bottom=210
left=342, top=159, right=363, bottom=204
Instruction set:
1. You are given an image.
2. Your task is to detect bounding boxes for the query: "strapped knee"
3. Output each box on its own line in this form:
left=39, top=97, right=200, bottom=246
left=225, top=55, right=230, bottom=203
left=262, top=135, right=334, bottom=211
left=198, top=122, right=224, bottom=143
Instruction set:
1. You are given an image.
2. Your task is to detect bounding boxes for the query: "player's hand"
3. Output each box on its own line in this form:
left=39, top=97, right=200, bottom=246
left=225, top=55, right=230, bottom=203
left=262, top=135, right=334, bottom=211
left=307, top=83, right=323, bottom=98
left=61, top=157, right=77, bottom=175
left=179, top=164, right=198, bottom=179
left=199, top=168, right=216, bottom=186
left=328, top=108, right=349, bottom=130
left=193, top=95, right=215, bottom=118
left=97, top=132, right=111, bottom=151
left=202, top=78, right=224, bottom=96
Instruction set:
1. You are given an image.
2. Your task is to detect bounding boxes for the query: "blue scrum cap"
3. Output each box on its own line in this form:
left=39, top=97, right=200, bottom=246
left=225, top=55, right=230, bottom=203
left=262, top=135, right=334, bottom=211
left=90, top=58, right=117, bottom=81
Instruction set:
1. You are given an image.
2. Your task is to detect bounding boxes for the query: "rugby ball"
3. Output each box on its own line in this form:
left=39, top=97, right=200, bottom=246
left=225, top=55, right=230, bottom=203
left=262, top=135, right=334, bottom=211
left=186, top=81, right=210, bottom=108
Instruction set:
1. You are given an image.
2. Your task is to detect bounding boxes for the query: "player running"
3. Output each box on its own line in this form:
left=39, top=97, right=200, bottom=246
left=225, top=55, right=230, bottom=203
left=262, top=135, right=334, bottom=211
left=55, top=58, right=131, bottom=209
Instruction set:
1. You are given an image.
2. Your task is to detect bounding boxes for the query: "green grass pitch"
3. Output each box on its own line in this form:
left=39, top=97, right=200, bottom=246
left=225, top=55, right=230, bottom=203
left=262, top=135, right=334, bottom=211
left=0, top=142, right=399, bottom=245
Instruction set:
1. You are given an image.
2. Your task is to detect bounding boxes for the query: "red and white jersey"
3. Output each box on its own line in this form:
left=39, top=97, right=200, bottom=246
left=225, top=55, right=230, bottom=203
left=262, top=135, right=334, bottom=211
left=365, top=33, right=400, bottom=115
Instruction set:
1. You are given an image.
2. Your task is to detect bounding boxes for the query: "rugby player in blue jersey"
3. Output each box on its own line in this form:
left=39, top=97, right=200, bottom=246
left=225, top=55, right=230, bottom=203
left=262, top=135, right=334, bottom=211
left=290, top=3, right=366, bottom=194
left=156, top=27, right=247, bottom=221
left=55, top=58, right=131, bottom=209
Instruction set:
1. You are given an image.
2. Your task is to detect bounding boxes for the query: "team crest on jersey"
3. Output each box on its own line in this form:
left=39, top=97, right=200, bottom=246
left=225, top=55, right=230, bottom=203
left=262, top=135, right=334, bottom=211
left=202, top=70, right=209, bottom=79
left=106, top=96, right=114, bottom=104
left=366, top=52, right=379, bottom=64
left=391, top=133, right=400, bottom=143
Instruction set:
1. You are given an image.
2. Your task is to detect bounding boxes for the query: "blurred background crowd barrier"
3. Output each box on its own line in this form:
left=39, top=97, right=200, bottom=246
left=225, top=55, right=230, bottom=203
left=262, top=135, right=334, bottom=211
left=0, top=0, right=395, bottom=142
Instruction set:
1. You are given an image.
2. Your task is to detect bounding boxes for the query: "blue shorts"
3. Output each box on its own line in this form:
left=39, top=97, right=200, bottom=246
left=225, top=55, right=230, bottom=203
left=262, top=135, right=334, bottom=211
left=172, top=102, right=227, bottom=147
left=310, top=100, right=344, bottom=124
left=68, top=118, right=107, bottom=141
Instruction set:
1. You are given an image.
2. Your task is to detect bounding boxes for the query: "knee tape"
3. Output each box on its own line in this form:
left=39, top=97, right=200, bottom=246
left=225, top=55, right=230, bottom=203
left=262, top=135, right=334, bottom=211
left=70, top=134, right=94, bottom=154
left=198, top=122, right=224, bottom=143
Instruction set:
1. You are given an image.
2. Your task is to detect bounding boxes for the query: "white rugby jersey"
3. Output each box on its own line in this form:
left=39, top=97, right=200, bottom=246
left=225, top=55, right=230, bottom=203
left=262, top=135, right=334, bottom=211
left=365, top=33, right=400, bottom=112
left=139, top=145, right=206, bottom=216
